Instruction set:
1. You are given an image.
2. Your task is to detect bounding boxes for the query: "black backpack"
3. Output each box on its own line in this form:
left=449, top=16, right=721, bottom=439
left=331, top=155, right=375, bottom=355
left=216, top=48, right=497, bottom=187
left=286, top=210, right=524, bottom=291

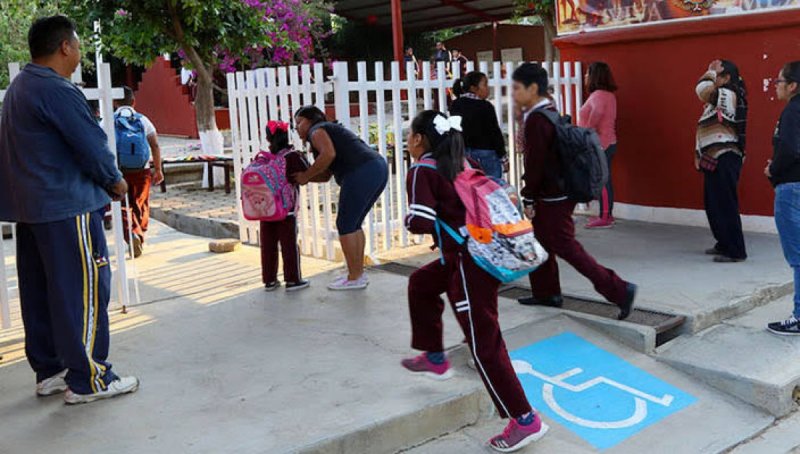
left=535, top=108, right=608, bottom=203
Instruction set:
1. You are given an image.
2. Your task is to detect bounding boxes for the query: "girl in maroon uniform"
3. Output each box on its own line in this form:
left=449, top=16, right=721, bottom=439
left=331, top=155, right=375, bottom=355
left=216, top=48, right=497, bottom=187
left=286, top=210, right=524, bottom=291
left=260, top=121, right=310, bottom=292
left=401, top=110, right=548, bottom=452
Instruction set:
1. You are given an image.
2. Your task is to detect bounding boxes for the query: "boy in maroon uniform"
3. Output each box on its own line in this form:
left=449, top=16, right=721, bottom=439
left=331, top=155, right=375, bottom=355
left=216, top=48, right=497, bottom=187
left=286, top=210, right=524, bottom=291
left=401, top=110, right=549, bottom=452
left=260, top=121, right=310, bottom=292
left=512, top=63, right=637, bottom=319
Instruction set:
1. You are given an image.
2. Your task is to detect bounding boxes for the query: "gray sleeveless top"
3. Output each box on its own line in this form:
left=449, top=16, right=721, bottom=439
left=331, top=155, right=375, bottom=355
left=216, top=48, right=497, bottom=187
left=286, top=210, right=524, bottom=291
left=308, top=122, right=380, bottom=183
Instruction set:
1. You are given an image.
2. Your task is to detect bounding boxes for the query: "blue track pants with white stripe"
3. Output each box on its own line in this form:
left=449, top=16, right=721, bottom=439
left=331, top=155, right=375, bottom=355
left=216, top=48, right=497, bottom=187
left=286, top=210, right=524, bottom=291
left=17, top=210, right=118, bottom=394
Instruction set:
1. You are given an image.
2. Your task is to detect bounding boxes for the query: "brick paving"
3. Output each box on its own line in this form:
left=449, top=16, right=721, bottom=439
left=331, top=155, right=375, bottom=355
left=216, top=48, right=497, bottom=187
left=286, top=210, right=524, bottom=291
left=151, top=183, right=238, bottom=222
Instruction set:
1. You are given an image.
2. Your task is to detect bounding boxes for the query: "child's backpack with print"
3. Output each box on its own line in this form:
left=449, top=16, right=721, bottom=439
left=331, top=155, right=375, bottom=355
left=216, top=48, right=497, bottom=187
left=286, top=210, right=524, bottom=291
left=412, top=158, right=548, bottom=283
left=241, top=150, right=296, bottom=222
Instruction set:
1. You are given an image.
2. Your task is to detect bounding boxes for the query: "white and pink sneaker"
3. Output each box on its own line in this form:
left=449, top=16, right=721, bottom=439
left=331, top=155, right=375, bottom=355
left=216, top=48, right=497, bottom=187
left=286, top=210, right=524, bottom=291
left=401, top=353, right=454, bottom=381
left=327, top=274, right=369, bottom=291
left=489, top=414, right=549, bottom=452
left=585, top=216, right=615, bottom=229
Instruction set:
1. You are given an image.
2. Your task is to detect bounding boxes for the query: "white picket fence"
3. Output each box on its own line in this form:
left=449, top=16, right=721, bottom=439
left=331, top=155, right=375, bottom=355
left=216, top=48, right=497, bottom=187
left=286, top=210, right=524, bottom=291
left=0, top=61, right=134, bottom=330
left=227, top=60, right=583, bottom=261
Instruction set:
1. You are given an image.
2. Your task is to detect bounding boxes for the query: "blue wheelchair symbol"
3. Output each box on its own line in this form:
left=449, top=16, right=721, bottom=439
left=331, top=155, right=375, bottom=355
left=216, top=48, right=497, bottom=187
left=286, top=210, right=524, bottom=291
left=510, top=332, right=697, bottom=450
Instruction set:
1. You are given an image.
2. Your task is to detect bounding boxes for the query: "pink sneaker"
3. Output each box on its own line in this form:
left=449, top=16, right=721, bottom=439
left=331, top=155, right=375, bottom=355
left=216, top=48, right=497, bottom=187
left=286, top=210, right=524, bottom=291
left=401, top=353, right=454, bottom=381
left=585, top=216, right=614, bottom=229
left=489, top=414, right=549, bottom=452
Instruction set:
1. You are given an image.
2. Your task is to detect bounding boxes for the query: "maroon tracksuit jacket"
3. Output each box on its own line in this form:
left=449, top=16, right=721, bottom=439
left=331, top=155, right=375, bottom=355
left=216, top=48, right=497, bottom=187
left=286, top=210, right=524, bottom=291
left=521, top=102, right=628, bottom=304
left=260, top=148, right=310, bottom=284
left=405, top=153, right=532, bottom=419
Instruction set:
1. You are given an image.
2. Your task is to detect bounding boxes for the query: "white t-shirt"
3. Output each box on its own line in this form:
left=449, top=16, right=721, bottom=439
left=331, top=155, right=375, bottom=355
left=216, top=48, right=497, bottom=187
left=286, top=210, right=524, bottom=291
left=115, top=106, right=157, bottom=169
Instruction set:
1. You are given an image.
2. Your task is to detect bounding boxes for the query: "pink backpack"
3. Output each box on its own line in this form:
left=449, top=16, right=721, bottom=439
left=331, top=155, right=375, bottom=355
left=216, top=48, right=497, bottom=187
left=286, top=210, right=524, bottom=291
left=411, top=158, right=547, bottom=283
left=241, top=150, right=296, bottom=222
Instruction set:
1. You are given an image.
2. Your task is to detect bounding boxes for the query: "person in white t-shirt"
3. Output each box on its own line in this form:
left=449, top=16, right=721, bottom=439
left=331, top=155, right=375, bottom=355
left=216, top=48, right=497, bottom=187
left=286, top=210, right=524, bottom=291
left=114, top=86, right=163, bottom=257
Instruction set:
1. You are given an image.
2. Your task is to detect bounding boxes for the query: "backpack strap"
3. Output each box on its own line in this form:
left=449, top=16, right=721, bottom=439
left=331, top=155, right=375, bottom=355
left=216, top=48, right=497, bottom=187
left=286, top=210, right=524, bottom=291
left=433, top=218, right=465, bottom=265
left=534, top=107, right=561, bottom=127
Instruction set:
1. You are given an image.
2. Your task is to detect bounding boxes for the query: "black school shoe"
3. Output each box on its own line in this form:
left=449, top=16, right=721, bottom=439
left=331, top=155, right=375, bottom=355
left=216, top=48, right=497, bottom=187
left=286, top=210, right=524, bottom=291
left=264, top=281, right=281, bottom=292
left=618, top=283, right=638, bottom=321
left=286, top=280, right=310, bottom=292
left=767, top=316, right=800, bottom=336
left=518, top=295, right=564, bottom=308
left=714, top=255, right=746, bottom=263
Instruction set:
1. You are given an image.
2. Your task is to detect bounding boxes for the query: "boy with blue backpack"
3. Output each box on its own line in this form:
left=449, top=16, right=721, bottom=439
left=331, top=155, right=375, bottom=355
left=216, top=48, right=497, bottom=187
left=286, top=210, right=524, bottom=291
left=114, top=86, right=163, bottom=257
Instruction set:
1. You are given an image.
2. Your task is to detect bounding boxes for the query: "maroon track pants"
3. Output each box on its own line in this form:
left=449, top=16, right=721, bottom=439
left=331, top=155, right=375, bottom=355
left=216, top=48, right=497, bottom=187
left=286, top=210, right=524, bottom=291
left=260, top=216, right=301, bottom=284
left=121, top=169, right=152, bottom=242
left=529, top=200, right=628, bottom=304
left=408, top=251, right=532, bottom=419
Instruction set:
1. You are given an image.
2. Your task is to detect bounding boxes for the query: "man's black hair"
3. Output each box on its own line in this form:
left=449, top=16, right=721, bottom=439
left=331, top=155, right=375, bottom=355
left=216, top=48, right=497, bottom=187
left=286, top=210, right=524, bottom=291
left=512, top=63, right=549, bottom=97
left=120, top=86, right=135, bottom=106
left=28, top=15, right=78, bottom=60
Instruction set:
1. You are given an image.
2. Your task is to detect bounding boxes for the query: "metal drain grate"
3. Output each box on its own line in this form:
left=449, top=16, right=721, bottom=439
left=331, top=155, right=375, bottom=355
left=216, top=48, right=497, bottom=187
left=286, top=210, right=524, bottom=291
left=374, top=261, right=686, bottom=346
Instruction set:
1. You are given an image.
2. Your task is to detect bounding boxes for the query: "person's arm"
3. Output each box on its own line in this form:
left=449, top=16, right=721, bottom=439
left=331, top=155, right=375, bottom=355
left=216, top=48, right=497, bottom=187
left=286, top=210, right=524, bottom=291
left=293, top=128, right=336, bottom=185
left=405, top=167, right=437, bottom=235
left=147, top=133, right=164, bottom=185
left=47, top=85, right=125, bottom=197
left=486, top=102, right=507, bottom=159
left=769, top=105, right=800, bottom=179
left=520, top=113, right=551, bottom=208
left=696, top=63, right=720, bottom=104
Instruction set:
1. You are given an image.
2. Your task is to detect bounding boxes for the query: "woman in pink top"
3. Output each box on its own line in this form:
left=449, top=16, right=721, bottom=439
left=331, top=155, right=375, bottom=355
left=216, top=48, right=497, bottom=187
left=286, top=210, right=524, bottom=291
left=579, top=62, right=618, bottom=229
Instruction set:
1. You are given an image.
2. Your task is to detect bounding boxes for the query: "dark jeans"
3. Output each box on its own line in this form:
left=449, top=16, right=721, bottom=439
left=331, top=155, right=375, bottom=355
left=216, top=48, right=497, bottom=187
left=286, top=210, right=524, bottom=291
left=466, top=148, right=503, bottom=180
left=703, top=152, right=746, bottom=260
left=599, top=145, right=617, bottom=218
left=337, top=158, right=389, bottom=235
left=775, top=183, right=800, bottom=317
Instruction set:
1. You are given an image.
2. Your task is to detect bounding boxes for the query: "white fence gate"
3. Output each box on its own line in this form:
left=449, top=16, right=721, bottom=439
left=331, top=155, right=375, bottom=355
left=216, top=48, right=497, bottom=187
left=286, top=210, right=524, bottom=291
left=227, top=60, right=583, bottom=261
left=0, top=61, right=133, bottom=330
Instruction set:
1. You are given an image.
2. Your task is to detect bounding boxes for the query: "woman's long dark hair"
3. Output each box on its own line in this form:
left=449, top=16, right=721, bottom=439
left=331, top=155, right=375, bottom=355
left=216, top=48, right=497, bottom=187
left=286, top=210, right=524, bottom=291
left=452, top=71, right=486, bottom=97
left=411, top=110, right=465, bottom=181
left=719, top=60, right=748, bottom=150
left=586, top=62, right=617, bottom=93
left=294, top=105, right=327, bottom=126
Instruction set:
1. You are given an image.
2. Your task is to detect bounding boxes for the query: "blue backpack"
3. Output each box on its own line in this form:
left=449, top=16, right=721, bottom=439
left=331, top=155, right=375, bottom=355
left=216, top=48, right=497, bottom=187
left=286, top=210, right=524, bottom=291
left=114, top=111, right=151, bottom=169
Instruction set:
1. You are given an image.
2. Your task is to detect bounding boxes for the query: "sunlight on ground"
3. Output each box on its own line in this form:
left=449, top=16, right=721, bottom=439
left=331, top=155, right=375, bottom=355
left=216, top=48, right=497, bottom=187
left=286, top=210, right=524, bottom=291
left=0, top=309, right=154, bottom=368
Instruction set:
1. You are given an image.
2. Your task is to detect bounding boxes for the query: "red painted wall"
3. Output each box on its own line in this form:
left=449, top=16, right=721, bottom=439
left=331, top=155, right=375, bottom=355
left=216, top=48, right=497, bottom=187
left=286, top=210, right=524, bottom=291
left=557, top=12, right=800, bottom=216
left=135, top=57, right=198, bottom=138
left=445, top=24, right=546, bottom=63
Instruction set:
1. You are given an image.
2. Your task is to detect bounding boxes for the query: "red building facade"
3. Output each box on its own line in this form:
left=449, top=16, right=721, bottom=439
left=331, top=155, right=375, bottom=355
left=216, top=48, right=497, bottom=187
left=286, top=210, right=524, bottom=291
left=557, top=12, right=800, bottom=226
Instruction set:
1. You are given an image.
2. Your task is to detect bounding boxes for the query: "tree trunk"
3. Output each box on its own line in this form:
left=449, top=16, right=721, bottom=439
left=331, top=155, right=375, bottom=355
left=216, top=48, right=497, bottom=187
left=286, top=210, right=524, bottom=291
left=194, top=67, right=224, bottom=155
left=542, top=13, right=560, bottom=63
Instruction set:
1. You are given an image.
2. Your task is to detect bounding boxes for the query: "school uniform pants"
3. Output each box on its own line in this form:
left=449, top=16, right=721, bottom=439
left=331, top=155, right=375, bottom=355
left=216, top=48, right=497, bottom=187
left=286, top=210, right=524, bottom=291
left=260, top=215, right=301, bottom=284
left=17, top=210, right=118, bottom=394
left=703, top=153, right=747, bottom=260
left=408, top=251, right=532, bottom=418
left=529, top=199, right=629, bottom=304
left=121, top=168, right=153, bottom=242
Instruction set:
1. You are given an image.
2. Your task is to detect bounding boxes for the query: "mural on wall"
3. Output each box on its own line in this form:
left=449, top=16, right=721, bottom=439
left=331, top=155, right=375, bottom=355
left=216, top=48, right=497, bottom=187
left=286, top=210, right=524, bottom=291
left=556, top=0, right=799, bottom=34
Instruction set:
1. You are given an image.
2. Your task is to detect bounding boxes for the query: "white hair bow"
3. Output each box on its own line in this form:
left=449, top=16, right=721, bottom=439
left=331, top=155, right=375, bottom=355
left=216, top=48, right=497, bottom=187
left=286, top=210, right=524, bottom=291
left=433, top=115, right=463, bottom=135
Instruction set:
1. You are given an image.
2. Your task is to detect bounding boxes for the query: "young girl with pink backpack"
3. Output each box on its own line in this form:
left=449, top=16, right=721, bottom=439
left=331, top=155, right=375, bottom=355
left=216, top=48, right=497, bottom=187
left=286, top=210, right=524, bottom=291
left=241, top=121, right=310, bottom=292
left=402, top=110, right=548, bottom=452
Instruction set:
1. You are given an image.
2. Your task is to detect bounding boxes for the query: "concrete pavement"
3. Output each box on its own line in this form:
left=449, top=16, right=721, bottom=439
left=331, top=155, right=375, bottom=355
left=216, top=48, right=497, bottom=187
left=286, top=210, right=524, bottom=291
left=0, top=219, right=796, bottom=453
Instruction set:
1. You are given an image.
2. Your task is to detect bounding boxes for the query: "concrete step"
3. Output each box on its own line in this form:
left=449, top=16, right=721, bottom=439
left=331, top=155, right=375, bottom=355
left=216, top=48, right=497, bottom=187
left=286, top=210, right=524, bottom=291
left=407, top=315, right=772, bottom=454
left=729, top=411, right=800, bottom=454
left=658, top=295, right=800, bottom=417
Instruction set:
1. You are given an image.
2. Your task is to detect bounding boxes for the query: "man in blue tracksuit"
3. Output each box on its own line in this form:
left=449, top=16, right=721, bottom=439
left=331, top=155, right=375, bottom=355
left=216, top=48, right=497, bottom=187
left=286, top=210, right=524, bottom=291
left=0, top=16, right=139, bottom=404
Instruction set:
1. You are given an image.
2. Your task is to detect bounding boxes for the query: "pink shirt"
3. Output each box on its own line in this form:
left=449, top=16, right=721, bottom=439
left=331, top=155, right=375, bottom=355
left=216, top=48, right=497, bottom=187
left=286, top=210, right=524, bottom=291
left=578, top=90, right=617, bottom=150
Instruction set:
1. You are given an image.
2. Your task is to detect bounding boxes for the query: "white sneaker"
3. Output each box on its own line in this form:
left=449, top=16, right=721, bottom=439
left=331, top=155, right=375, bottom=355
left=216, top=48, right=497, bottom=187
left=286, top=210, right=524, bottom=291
left=36, top=370, right=68, bottom=397
left=327, top=274, right=369, bottom=291
left=64, top=376, right=140, bottom=405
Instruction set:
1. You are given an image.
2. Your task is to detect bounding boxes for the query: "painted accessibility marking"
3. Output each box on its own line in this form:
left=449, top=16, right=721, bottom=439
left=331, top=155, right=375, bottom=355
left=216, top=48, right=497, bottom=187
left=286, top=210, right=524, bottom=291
left=510, top=332, right=696, bottom=450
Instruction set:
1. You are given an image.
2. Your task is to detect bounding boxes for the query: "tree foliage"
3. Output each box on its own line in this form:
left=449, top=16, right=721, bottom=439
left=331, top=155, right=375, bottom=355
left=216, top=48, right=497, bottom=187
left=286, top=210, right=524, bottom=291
left=0, top=0, right=61, bottom=87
